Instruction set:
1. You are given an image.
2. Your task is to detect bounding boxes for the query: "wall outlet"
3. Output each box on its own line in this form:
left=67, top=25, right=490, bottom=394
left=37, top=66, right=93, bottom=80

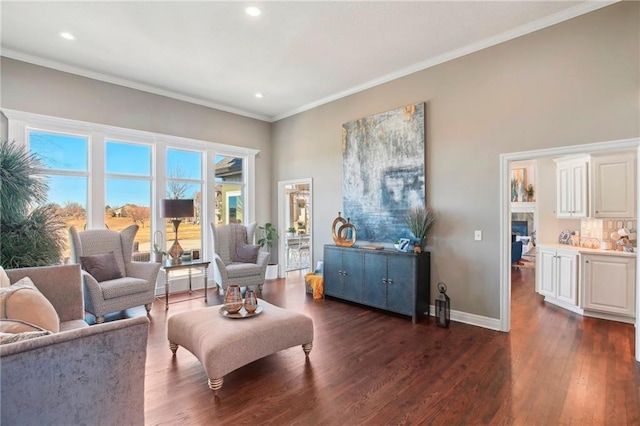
left=474, top=230, right=482, bottom=241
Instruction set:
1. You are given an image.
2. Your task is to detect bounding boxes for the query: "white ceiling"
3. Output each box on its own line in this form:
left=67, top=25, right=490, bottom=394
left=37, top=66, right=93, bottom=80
left=1, top=1, right=614, bottom=122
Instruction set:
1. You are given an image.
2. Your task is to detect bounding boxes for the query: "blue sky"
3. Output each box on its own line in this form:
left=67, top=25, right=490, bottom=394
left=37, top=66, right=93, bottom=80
left=29, top=131, right=205, bottom=208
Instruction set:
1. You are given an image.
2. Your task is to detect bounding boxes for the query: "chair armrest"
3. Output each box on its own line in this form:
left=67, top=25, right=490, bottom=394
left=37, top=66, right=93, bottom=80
left=6, top=264, right=84, bottom=323
left=80, top=270, right=104, bottom=314
left=125, top=262, right=161, bottom=290
left=257, top=251, right=270, bottom=268
left=213, top=254, right=228, bottom=280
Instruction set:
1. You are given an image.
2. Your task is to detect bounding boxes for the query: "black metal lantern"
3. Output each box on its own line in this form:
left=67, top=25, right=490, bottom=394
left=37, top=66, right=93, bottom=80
left=435, top=282, right=450, bottom=328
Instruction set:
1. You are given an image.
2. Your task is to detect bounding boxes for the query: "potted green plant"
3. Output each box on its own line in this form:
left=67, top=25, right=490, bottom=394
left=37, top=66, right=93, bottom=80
left=286, top=227, right=296, bottom=238
left=404, top=205, right=435, bottom=252
left=258, top=223, right=279, bottom=279
left=258, top=223, right=279, bottom=254
left=525, top=184, right=535, bottom=202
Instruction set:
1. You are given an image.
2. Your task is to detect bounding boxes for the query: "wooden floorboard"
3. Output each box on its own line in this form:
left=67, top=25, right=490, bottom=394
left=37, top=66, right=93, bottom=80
left=135, top=267, right=640, bottom=425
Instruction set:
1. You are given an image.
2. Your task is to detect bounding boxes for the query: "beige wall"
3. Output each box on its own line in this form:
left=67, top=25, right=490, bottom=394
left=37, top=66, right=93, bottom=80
left=271, top=2, right=639, bottom=318
left=0, top=57, right=273, bottom=229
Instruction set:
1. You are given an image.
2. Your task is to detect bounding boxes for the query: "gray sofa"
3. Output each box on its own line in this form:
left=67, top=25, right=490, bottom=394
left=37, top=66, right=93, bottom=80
left=1, top=264, right=149, bottom=426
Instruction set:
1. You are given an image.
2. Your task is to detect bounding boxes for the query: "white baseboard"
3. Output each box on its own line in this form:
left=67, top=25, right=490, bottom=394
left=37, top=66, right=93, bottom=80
left=429, top=305, right=502, bottom=331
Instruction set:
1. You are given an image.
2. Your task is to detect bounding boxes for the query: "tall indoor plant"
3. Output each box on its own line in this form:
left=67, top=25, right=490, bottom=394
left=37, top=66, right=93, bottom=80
left=258, top=222, right=279, bottom=279
left=0, top=140, right=66, bottom=268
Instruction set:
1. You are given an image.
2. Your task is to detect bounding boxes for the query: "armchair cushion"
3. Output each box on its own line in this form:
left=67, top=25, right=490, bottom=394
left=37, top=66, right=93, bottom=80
left=233, top=243, right=261, bottom=263
left=226, top=262, right=266, bottom=279
left=100, top=277, right=149, bottom=300
left=0, top=277, right=60, bottom=333
left=80, top=251, right=123, bottom=282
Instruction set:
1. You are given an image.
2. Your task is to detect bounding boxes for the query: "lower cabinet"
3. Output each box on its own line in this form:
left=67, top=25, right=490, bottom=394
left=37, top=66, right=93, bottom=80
left=581, top=254, right=636, bottom=318
left=324, top=245, right=430, bottom=323
left=537, top=247, right=579, bottom=311
left=323, top=245, right=364, bottom=302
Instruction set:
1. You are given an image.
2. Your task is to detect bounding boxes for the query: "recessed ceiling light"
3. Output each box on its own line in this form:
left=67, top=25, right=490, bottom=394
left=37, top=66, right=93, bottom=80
left=60, top=32, right=75, bottom=40
left=245, top=6, right=261, bottom=17
left=255, top=93, right=263, bottom=98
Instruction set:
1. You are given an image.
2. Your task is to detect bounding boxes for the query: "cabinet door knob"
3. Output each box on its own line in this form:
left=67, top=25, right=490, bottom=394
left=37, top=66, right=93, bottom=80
left=381, top=278, right=387, bottom=283
left=585, top=260, right=589, bottom=263
left=387, top=279, right=393, bottom=284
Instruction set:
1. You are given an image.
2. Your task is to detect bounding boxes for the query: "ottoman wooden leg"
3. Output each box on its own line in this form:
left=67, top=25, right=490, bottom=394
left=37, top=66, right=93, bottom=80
left=208, top=377, right=223, bottom=395
left=170, top=342, right=179, bottom=355
left=302, top=342, right=313, bottom=357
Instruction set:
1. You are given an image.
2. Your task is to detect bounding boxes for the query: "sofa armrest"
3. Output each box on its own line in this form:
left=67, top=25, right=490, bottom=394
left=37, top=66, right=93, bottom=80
left=0, top=316, right=149, bottom=426
left=512, top=241, right=523, bottom=264
left=6, top=264, right=84, bottom=323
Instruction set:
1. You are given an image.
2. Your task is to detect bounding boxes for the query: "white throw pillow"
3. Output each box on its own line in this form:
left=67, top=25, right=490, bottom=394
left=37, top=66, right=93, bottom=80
left=0, top=266, right=10, bottom=288
left=0, top=277, right=60, bottom=333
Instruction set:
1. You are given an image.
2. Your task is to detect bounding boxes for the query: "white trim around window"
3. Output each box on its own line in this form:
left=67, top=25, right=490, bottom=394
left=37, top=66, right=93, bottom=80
left=3, top=108, right=260, bottom=295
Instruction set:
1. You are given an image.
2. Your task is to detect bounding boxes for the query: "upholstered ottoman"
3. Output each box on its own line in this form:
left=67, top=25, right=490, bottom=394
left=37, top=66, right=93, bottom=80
left=167, top=299, right=313, bottom=395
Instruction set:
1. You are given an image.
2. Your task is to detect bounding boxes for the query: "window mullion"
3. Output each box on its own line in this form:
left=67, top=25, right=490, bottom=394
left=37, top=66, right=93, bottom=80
left=90, top=132, right=106, bottom=228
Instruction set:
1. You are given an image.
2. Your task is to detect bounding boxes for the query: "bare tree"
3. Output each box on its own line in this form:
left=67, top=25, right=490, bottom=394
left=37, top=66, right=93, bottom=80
left=62, top=201, right=85, bottom=218
left=167, top=165, right=188, bottom=199
left=130, top=206, right=150, bottom=228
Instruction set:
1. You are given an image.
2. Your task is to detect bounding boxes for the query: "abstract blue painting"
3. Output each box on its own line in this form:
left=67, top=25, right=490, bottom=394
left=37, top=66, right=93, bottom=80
left=342, top=103, right=425, bottom=243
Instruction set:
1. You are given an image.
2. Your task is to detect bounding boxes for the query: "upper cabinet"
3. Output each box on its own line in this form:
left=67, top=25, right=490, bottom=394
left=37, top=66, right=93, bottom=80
left=554, top=152, right=636, bottom=219
left=591, top=154, right=636, bottom=218
left=555, top=156, right=589, bottom=218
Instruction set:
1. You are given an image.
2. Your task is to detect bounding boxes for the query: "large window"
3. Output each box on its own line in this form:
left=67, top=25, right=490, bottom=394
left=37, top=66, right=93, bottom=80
left=105, top=141, right=152, bottom=251
left=215, top=155, right=244, bottom=225
left=11, top=110, right=258, bottom=272
left=28, top=130, right=89, bottom=262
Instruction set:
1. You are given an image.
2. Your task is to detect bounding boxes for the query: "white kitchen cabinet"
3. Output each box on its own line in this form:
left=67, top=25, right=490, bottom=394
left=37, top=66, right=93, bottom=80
left=555, top=156, right=589, bottom=218
left=591, top=154, right=636, bottom=218
left=537, top=246, right=579, bottom=311
left=581, top=254, right=636, bottom=318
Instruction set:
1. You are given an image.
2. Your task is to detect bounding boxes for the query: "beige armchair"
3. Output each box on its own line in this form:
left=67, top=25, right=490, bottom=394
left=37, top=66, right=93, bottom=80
left=69, top=224, right=160, bottom=324
left=210, top=222, right=269, bottom=293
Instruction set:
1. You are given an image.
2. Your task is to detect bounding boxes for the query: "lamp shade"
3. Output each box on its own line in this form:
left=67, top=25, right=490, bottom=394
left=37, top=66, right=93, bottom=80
left=160, top=199, right=194, bottom=218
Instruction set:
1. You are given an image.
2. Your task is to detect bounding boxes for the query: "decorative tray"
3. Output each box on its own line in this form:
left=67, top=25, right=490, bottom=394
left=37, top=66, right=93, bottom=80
left=219, top=305, right=263, bottom=319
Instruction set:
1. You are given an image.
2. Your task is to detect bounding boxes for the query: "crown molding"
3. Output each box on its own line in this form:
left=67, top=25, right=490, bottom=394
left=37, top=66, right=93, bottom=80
left=272, top=1, right=619, bottom=122
left=1, top=49, right=271, bottom=123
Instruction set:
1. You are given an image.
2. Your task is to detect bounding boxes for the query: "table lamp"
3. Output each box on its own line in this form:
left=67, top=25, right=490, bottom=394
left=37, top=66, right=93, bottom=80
left=160, top=199, right=194, bottom=264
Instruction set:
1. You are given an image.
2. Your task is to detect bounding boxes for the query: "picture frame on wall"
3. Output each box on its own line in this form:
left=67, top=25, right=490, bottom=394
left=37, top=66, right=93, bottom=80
left=511, top=168, right=527, bottom=202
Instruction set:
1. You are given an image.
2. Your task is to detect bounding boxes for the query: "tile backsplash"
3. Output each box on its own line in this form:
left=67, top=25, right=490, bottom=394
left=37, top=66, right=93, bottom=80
left=578, top=218, right=636, bottom=248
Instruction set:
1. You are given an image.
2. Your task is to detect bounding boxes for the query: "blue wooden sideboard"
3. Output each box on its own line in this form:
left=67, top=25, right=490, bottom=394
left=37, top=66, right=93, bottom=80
left=323, top=245, right=431, bottom=323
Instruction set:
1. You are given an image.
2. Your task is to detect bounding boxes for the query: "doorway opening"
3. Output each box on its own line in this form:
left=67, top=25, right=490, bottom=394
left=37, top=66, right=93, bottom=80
left=277, top=179, right=313, bottom=278
left=500, top=138, right=640, bottom=362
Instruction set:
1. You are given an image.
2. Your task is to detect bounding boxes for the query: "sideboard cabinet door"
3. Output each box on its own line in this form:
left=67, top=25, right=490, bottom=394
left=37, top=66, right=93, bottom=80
left=323, top=246, right=364, bottom=302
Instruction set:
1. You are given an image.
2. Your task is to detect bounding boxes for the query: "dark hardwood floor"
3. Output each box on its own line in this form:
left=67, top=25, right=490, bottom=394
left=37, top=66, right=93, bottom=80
left=140, top=268, right=640, bottom=425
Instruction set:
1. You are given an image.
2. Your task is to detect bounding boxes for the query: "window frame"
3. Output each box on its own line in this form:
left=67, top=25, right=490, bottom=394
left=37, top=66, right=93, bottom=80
left=5, top=109, right=259, bottom=288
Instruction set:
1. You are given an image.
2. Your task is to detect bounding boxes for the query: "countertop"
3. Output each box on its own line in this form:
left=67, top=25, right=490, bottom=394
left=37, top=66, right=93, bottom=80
left=537, top=242, right=637, bottom=258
